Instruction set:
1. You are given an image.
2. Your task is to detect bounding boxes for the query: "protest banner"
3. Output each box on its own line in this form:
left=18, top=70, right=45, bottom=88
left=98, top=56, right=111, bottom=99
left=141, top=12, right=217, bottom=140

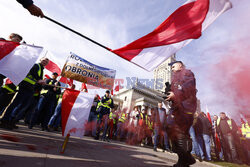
left=61, top=53, right=116, bottom=89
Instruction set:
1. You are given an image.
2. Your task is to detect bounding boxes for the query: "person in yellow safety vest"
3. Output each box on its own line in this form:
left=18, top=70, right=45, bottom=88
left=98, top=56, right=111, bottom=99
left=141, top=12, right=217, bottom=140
left=241, top=115, right=250, bottom=165
left=0, top=78, right=17, bottom=116
left=114, top=111, right=127, bottom=140
left=216, top=112, right=241, bottom=164
left=103, top=108, right=117, bottom=141
left=0, top=57, right=49, bottom=129
left=29, top=72, right=61, bottom=131
left=95, top=90, right=114, bottom=140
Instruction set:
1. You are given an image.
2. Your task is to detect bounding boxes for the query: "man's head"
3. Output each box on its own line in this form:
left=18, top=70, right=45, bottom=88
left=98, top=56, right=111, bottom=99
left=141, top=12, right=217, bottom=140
left=219, top=112, right=227, bottom=119
left=169, top=61, right=184, bottom=72
left=9, top=33, right=22, bottom=43
left=213, top=115, right=218, bottom=121
left=105, top=90, right=110, bottom=97
left=52, top=72, right=58, bottom=79
left=40, top=57, right=49, bottom=67
left=158, top=101, right=163, bottom=109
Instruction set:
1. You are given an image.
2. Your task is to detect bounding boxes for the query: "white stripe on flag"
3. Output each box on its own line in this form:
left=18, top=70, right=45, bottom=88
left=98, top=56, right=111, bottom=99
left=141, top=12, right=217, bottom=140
left=0, top=44, right=43, bottom=85
left=64, top=92, right=95, bottom=138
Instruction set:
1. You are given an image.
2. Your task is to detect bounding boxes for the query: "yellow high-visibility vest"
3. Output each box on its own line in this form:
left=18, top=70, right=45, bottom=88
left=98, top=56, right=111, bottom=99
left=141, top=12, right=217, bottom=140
left=119, top=113, right=126, bottom=123
left=23, top=64, right=42, bottom=85
left=41, top=80, right=53, bottom=94
left=217, top=118, right=233, bottom=129
left=109, top=112, right=117, bottom=124
left=242, top=123, right=250, bottom=139
left=2, top=84, right=16, bottom=94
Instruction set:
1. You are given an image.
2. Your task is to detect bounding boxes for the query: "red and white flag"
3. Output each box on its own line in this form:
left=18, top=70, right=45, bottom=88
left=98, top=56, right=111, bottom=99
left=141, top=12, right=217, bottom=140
left=61, top=89, right=95, bottom=137
left=0, top=40, right=43, bottom=84
left=111, top=0, right=232, bottom=71
left=43, top=51, right=73, bottom=86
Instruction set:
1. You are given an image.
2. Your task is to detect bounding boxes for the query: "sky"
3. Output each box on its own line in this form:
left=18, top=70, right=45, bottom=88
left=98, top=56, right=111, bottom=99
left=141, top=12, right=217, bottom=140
left=0, top=0, right=249, bottom=121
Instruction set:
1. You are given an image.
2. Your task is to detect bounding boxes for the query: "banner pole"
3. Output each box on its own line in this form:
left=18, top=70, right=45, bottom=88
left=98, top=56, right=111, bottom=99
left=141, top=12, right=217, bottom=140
left=44, top=16, right=111, bottom=52
left=60, top=134, right=70, bottom=154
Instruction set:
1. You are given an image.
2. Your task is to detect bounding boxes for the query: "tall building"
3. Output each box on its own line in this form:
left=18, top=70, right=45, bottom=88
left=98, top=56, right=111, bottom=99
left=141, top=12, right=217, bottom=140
left=153, top=55, right=176, bottom=92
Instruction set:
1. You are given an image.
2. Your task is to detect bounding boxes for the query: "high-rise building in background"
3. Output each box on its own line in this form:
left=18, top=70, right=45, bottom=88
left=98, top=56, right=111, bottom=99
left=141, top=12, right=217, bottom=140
left=153, top=54, right=176, bottom=92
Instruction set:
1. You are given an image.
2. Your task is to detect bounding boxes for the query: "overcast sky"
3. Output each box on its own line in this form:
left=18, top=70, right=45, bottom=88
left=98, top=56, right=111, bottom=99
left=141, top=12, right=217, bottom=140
left=0, top=0, right=249, bottom=119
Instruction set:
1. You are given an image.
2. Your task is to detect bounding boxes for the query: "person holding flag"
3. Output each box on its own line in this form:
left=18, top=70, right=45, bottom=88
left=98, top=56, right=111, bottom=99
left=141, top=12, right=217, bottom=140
left=0, top=57, right=49, bottom=129
left=29, top=72, right=61, bottom=131
left=16, top=0, right=44, bottom=17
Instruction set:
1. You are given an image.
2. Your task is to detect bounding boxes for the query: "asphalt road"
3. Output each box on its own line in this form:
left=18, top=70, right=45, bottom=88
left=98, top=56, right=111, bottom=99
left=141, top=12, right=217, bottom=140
left=0, top=124, right=220, bottom=167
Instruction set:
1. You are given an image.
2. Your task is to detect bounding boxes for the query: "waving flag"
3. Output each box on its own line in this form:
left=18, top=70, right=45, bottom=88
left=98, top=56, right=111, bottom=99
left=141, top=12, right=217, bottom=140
left=61, top=89, right=95, bottom=137
left=0, top=40, right=43, bottom=84
left=111, top=0, right=232, bottom=71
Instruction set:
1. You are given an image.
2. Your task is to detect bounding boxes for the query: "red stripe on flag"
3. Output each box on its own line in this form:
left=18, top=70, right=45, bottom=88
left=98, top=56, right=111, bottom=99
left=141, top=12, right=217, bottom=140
left=61, top=89, right=80, bottom=136
left=111, top=0, right=209, bottom=60
left=45, top=60, right=61, bottom=75
left=0, top=40, right=20, bottom=61
left=207, top=112, right=212, bottom=124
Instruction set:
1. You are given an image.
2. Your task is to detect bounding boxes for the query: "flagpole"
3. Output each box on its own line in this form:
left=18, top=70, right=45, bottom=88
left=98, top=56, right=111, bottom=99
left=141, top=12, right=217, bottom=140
left=44, top=16, right=111, bottom=52
left=60, top=134, right=70, bottom=154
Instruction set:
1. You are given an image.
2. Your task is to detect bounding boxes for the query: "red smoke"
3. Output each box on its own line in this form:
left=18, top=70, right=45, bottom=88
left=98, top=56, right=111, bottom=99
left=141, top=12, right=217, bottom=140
left=208, top=38, right=250, bottom=118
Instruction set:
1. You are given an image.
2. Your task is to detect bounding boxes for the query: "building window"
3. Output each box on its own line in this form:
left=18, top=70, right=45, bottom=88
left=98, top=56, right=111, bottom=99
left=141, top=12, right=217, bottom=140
left=124, top=96, right=127, bottom=101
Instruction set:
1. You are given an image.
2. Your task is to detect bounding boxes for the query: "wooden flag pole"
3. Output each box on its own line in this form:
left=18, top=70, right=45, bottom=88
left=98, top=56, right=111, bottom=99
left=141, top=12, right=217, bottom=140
left=60, top=134, right=70, bottom=154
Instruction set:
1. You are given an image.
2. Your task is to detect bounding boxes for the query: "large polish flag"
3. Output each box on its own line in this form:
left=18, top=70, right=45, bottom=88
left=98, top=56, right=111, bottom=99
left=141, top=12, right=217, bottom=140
left=61, top=89, right=95, bottom=137
left=0, top=40, right=43, bottom=84
left=111, top=0, right=232, bottom=71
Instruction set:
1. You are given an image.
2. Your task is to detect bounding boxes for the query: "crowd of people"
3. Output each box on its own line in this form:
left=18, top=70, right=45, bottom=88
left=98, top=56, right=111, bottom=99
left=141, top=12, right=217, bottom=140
left=1, top=33, right=250, bottom=167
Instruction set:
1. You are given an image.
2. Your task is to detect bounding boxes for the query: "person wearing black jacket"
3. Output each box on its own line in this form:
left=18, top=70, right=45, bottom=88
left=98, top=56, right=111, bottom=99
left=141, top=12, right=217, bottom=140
left=0, top=57, right=48, bottom=129
left=195, top=112, right=212, bottom=161
left=95, top=90, right=114, bottom=140
left=29, top=72, right=61, bottom=131
left=166, top=61, right=197, bottom=167
left=216, top=112, right=240, bottom=163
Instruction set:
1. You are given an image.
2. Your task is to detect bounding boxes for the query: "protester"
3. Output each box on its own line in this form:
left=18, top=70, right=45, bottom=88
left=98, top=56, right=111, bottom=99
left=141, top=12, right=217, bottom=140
left=16, top=0, right=44, bottom=17
left=195, top=112, right=212, bottom=161
left=0, top=57, right=48, bottom=129
left=86, top=94, right=99, bottom=137
left=48, top=84, right=75, bottom=131
left=216, top=112, right=241, bottom=164
left=166, top=61, right=197, bottom=167
left=29, top=72, right=61, bottom=131
left=189, top=112, right=201, bottom=160
left=241, top=115, right=250, bottom=165
left=212, top=115, right=223, bottom=161
left=95, top=90, right=114, bottom=140
left=152, top=101, right=170, bottom=152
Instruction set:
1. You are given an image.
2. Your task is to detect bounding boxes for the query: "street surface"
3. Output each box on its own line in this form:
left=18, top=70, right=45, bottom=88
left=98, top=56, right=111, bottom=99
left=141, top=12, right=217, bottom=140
left=0, top=124, right=220, bottom=167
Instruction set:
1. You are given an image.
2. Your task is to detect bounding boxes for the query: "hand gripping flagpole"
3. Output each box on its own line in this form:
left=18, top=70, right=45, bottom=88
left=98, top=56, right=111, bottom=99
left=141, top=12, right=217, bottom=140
left=44, top=16, right=111, bottom=52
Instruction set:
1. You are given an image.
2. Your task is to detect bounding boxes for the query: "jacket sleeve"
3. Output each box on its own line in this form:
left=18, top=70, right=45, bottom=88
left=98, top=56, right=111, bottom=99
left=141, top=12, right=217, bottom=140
left=16, top=0, right=33, bottom=8
left=55, top=82, right=61, bottom=95
left=181, top=70, right=196, bottom=101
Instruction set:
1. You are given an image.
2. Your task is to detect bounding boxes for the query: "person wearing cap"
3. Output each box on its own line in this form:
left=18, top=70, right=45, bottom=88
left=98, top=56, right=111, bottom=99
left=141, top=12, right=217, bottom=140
left=29, top=72, right=61, bottom=131
left=95, top=90, right=114, bottom=140
left=165, top=61, right=197, bottom=166
left=0, top=57, right=49, bottom=129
